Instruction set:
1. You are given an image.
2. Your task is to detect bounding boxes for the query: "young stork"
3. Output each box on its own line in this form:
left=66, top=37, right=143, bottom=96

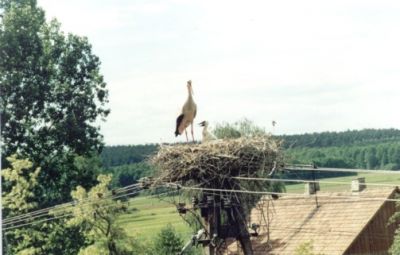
left=175, top=80, right=197, bottom=142
left=199, top=121, right=216, bottom=143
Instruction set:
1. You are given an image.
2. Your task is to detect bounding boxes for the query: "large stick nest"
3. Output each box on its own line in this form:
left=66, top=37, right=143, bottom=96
left=151, top=136, right=283, bottom=188
left=151, top=136, right=285, bottom=241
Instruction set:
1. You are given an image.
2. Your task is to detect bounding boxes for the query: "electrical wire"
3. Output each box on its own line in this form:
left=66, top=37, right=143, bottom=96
left=172, top=184, right=400, bottom=203
left=3, top=188, right=143, bottom=230
left=3, top=187, right=142, bottom=227
left=3, top=184, right=142, bottom=226
left=233, top=176, right=400, bottom=188
left=284, top=165, right=400, bottom=175
left=3, top=188, right=179, bottom=231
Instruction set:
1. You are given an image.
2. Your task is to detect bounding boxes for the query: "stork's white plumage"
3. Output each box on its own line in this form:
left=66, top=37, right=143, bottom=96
left=175, top=80, right=197, bottom=142
left=199, top=121, right=216, bottom=143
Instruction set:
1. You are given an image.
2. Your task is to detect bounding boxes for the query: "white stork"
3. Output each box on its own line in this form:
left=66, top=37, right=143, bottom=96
left=175, top=80, right=197, bottom=142
left=199, top=121, right=216, bottom=143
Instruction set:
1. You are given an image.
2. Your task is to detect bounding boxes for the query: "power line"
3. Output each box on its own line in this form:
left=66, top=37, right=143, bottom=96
left=233, top=176, right=400, bottom=188
left=3, top=189, right=179, bottom=231
left=3, top=184, right=143, bottom=227
left=284, top=165, right=400, bottom=175
left=174, top=184, right=400, bottom=203
left=3, top=188, right=142, bottom=230
left=3, top=187, right=142, bottom=227
left=3, top=183, right=142, bottom=225
left=3, top=184, right=141, bottom=225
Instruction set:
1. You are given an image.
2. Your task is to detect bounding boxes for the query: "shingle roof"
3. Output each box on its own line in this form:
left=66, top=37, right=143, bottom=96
left=226, top=187, right=397, bottom=255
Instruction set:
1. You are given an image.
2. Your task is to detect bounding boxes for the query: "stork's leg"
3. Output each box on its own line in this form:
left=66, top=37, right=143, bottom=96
left=191, top=122, right=195, bottom=142
left=185, top=129, right=189, bottom=142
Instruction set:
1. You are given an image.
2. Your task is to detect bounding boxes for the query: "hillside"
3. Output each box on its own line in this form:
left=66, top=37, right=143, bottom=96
left=101, top=144, right=158, bottom=168
left=279, top=128, right=400, bottom=149
left=280, top=129, right=400, bottom=171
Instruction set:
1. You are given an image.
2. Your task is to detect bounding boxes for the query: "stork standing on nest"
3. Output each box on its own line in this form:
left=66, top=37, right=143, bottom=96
left=175, top=80, right=197, bottom=142
left=199, top=121, right=216, bottom=143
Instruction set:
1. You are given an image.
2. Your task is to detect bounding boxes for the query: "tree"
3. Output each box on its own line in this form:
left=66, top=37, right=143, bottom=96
left=0, top=0, right=109, bottom=205
left=2, top=155, right=44, bottom=255
left=213, top=118, right=265, bottom=139
left=2, top=155, right=40, bottom=214
left=1, top=0, right=109, bottom=253
left=104, top=162, right=155, bottom=188
left=2, top=155, right=87, bottom=255
left=154, top=224, right=184, bottom=255
left=60, top=174, right=137, bottom=255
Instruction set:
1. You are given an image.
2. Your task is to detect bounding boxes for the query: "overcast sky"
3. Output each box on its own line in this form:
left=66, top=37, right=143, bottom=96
left=37, top=0, right=400, bottom=145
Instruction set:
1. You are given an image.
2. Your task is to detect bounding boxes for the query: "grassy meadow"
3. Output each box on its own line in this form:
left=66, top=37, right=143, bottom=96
left=118, top=195, right=192, bottom=241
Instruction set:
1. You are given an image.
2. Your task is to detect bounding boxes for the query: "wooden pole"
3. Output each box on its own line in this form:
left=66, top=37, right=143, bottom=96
left=204, top=195, right=220, bottom=255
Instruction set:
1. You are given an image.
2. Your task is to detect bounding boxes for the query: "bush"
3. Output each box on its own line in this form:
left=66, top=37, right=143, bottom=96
left=154, top=224, right=184, bottom=255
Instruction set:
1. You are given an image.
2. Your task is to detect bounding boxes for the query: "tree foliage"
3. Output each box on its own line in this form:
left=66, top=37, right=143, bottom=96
left=0, top=0, right=109, bottom=159
left=286, top=142, right=400, bottom=171
left=2, top=155, right=42, bottom=255
left=2, top=155, right=40, bottom=214
left=2, top=155, right=87, bottom=255
left=101, top=144, right=158, bottom=168
left=1, top=0, right=109, bottom=253
left=0, top=0, right=109, bottom=205
left=213, top=118, right=265, bottom=139
left=60, top=174, right=136, bottom=255
left=279, top=128, right=400, bottom=149
left=104, top=162, right=155, bottom=188
left=153, top=224, right=184, bottom=255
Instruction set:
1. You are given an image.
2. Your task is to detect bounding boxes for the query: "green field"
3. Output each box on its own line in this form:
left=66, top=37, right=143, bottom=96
left=117, top=195, right=192, bottom=241
left=119, top=172, right=400, bottom=240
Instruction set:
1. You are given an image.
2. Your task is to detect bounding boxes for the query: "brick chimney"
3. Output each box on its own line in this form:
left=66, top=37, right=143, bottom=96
left=351, top=177, right=366, bottom=192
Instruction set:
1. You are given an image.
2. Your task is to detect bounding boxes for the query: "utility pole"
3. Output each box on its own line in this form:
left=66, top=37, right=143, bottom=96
left=187, top=189, right=254, bottom=255
left=202, top=194, right=220, bottom=255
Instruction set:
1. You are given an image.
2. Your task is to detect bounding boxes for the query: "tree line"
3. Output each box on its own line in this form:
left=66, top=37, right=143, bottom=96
left=279, top=128, right=400, bottom=149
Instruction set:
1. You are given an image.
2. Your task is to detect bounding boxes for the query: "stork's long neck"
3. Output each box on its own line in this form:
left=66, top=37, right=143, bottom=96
left=187, top=87, right=194, bottom=103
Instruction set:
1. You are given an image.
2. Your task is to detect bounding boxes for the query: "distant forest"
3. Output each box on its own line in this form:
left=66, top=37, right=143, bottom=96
left=280, top=129, right=400, bottom=170
left=101, top=144, right=158, bottom=168
left=279, top=128, right=400, bottom=149
left=101, top=129, right=400, bottom=187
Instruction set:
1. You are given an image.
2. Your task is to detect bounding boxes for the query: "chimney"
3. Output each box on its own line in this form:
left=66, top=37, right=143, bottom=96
left=305, top=182, right=320, bottom=195
left=351, top=177, right=366, bottom=192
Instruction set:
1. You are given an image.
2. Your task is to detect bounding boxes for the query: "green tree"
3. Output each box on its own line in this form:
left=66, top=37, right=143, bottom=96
left=105, top=162, right=155, bottom=188
left=2, top=155, right=44, bottom=255
left=0, top=0, right=109, bottom=205
left=154, top=224, right=184, bottom=255
left=2, top=155, right=87, bottom=255
left=61, top=174, right=136, bottom=255
left=1, top=0, right=109, bottom=253
left=213, top=118, right=265, bottom=139
left=2, top=155, right=40, bottom=214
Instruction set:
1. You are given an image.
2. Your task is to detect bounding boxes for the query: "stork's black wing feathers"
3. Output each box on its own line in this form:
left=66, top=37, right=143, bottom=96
left=175, top=114, right=184, bottom=136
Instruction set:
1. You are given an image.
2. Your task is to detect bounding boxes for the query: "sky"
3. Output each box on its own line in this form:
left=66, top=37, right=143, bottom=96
left=37, top=0, right=400, bottom=145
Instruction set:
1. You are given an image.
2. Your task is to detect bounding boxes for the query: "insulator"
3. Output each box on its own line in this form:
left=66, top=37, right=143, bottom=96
left=192, top=197, right=199, bottom=206
left=222, top=197, right=232, bottom=208
left=177, top=202, right=188, bottom=214
left=207, top=195, right=214, bottom=206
